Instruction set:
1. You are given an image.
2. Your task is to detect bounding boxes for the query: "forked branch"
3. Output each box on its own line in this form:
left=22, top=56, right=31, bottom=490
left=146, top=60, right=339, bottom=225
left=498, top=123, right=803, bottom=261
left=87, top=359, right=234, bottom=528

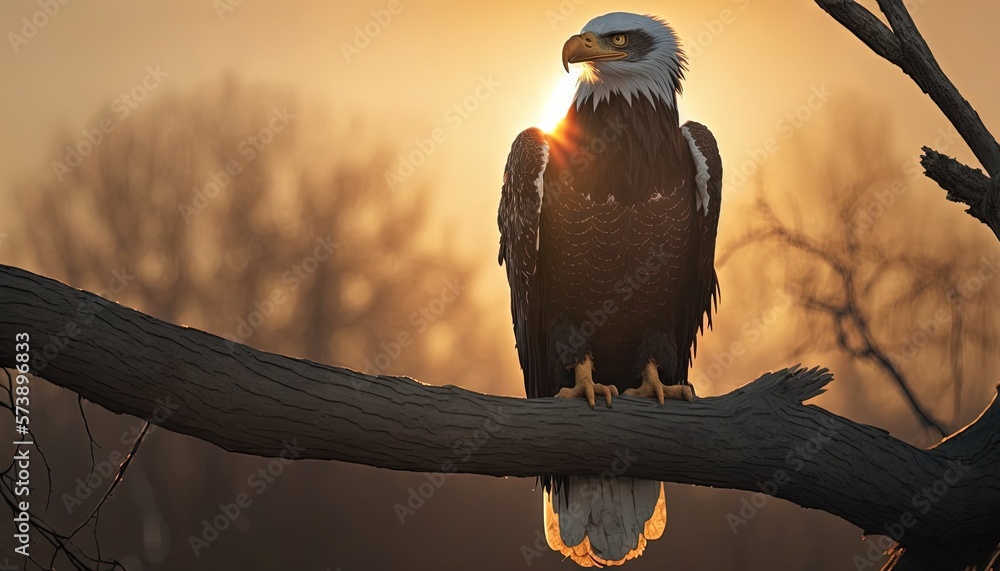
left=1, top=264, right=999, bottom=569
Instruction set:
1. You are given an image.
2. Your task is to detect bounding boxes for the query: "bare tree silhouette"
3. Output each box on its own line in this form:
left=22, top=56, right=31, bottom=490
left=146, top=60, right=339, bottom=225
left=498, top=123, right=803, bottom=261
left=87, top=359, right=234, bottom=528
left=2, top=1, right=1000, bottom=569
left=3, top=76, right=500, bottom=570
left=719, top=100, right=998, bottom=440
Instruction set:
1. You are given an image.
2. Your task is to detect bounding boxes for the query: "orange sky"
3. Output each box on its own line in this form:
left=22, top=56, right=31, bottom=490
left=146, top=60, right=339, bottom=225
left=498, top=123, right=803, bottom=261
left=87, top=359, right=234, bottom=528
left=3, top=0, right=998, bottom=230
left=3, top=4, right=999, bottom=568
left=3, top=0, right=998, bottom=410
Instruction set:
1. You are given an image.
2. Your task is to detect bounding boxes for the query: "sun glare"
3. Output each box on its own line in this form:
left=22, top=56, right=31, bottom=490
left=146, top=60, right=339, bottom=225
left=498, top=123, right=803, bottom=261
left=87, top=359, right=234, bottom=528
left=537, top=66, right=582, bottom=133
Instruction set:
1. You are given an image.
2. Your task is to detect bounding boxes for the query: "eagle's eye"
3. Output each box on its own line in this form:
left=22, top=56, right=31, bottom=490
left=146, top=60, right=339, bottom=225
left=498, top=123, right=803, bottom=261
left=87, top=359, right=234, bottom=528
left=610, top=34, right=628, bottom=47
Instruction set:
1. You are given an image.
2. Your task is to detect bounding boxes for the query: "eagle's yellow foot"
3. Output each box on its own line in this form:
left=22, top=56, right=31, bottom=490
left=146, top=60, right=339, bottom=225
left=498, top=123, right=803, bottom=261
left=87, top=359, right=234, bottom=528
left=624, top=361, right=694, bottom=406
left=556, top=355, right=618, bottom=409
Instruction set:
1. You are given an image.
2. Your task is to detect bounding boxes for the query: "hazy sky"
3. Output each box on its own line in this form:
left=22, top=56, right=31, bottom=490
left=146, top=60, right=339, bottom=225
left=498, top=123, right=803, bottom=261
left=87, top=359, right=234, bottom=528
left=3, top=0, right=998, bottom=240
left=4, top=0, right=999, bottom=344
left=2, top=2, right=999, bottom=569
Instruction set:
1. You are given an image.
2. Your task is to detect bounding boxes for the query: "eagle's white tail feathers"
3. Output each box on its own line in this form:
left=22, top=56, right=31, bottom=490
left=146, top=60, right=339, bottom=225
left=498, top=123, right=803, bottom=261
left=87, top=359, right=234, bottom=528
left=544, top=477, right=666, bottom=567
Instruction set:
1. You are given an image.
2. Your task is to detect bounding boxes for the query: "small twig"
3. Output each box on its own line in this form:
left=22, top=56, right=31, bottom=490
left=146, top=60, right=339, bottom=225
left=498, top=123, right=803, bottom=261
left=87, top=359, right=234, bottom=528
left=66, top=422, right=150, bottom=545
left=77, top=395, right=99, bottom=477
left=0, top=470, right=120, bottom=571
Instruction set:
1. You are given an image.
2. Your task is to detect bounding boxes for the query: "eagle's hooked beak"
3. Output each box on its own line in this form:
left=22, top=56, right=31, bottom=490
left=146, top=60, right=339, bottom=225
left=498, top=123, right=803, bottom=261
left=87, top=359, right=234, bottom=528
left=561, top=32, right=627, bottom=72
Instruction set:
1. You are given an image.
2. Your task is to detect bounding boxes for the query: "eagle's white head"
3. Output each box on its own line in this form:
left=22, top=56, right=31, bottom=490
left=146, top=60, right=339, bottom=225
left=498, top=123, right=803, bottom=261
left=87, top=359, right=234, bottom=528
left=563, top=12, right=687, bottom=111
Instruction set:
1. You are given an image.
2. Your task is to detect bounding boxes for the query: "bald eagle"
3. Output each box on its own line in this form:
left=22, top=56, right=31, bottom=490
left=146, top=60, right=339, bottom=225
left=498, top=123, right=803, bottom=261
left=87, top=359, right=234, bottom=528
left=498, top=12, right=722, bottom=567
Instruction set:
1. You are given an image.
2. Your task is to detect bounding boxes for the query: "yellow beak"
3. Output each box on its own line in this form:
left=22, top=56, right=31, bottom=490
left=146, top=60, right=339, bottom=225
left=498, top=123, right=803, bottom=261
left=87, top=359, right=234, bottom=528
left=562, top=32, right=627, bottom=72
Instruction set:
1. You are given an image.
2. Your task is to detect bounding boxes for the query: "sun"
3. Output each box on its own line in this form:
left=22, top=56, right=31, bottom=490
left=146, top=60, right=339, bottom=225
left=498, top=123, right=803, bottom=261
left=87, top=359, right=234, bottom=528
left=537, top=66, right=582, bottom=133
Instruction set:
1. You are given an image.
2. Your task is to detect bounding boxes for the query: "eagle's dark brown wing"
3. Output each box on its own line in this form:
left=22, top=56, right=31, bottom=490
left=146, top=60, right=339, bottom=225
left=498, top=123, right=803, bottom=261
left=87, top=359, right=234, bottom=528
left=498, top=127, right=550, bottom=399
left=679, top=120, right=723, bottom=373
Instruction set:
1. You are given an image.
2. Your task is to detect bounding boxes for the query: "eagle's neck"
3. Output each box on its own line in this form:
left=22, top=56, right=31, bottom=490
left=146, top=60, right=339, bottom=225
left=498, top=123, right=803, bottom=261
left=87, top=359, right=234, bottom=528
left=552, top=94, right=688, bottom=207
left=572, top=55, right=685, bottom=111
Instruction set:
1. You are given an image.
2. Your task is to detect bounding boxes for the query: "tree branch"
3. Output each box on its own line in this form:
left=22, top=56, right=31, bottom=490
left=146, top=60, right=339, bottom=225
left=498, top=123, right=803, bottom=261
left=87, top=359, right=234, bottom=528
left=817, top=0, right=1000, bottom=177
left=1, top=264, right=999, bottom=568
left=922, top=147, right=1000, bottom=240
left=733, top=197, right=951, bottom=435
left=814, top=0, right=904, bottom=66
left=816, top=0, right=1000, bottom=240
left=874, top=0, right=1000, bottom=176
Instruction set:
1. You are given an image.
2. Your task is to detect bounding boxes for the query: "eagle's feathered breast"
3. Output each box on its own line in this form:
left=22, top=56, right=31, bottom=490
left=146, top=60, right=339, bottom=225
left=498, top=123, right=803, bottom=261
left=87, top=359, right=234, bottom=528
left=496, top=13, right=723, bottom=566
left=538, top=96, right=701, bottom=391
left=498, top=95, right=721, bottom=402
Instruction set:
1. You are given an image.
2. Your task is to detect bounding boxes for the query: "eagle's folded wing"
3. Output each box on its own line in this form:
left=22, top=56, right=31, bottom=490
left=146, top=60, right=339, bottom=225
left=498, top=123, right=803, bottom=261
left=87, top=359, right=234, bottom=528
left=681, top=121, right=723, bottom=366
left=498, top=127, right=551, bottom=398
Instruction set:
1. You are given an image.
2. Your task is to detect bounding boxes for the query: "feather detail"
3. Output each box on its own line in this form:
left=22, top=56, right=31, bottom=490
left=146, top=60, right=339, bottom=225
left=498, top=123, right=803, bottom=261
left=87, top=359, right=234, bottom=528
left=682, top=124, right=711, bottom=214
left=544, top=477, right=667, bottom=567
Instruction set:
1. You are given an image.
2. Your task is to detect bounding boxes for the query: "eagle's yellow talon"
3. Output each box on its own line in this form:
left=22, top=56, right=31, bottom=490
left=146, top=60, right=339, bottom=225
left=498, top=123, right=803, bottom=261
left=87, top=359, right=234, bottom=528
left=555, top=355, right=617, bottom=408
left=624, top=361, right=694, bottom=405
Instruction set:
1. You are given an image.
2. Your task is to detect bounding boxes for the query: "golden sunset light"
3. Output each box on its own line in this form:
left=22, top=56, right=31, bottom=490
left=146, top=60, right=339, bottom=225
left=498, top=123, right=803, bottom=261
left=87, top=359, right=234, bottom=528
left=1, top=1, right=999, bottom=570
left=538, top=65, right=583, bottom=132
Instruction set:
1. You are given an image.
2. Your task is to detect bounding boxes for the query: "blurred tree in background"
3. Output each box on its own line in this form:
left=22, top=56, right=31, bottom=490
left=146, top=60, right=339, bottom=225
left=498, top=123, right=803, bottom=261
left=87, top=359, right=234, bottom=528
left=15, top=75, right=510, bottom=389
left=719, top=99, right=999, bottom=441
left=5, top=76, right=517, bottom=569
left=6, top=88, right=998, bottom=570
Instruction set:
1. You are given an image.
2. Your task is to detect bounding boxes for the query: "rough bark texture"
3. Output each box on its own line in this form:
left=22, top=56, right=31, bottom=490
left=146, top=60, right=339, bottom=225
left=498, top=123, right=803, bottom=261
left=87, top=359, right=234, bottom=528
left=816, top=0, right=1000, bottom=242
left=2, top=2, right=999, bottom=568
left=1, top=264, right=999, bottom=568
left=814, top=2, right=1000, bottom=567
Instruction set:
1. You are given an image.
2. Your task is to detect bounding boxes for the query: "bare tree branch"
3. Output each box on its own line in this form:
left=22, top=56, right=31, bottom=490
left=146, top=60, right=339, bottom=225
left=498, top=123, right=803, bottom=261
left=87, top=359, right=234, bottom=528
left=815, top=0, right=904, bottom=65
left=816, top=0, right=1000, bottom=239
left=818, top=0, right=1000, bottom=177
left=64, top=422, right=149, bottom=548
left=0, top=264, right=998, bottom=569
left=813, top=1, right=1000, bottom=568
left=922, top=148, right=1000, bottom=240
left=0, top=432, right=123, bottom=571
left=723, top=194, right=953, bottom=435
left=875, top=0, right=1000, bottom=175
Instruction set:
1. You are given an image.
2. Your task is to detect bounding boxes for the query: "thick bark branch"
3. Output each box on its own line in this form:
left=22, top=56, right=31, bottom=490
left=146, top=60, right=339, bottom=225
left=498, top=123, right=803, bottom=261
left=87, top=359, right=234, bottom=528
left=803, top=12, right=1000, bottom=562
left=815, top=0, right=904, bottom=66
left=922, top=148, right=1000, bottom=241
left=815, top=0, right=1000, bottom=240
left=817, top=0, right=1000, bottom=177
left=1, top=264, right=999, bottom=568
left=874, top=0, right=1000, bottom=177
